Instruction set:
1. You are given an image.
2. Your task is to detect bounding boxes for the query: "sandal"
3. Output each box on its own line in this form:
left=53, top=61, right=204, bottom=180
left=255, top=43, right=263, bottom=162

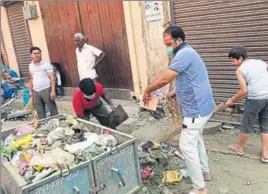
left=228, top=144, right=245, bottom=156
left=261, top=157, right=268, bottom=163
left=203, top=173, right=212, bottom=181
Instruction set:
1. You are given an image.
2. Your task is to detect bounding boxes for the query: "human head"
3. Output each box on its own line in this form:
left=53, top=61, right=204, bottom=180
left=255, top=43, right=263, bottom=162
left=3, top=71, right=12, bottom=80
left=74, top=33, right=85, bottom=49
left=30, top=47, right=42, bottom=63
left=51, top=62, right=60, bottom=71
left=79, top=78, right=96, bottom=98
left=163, top=26, right=185, bottom=56
left=228, top=46, right=248, bottom=66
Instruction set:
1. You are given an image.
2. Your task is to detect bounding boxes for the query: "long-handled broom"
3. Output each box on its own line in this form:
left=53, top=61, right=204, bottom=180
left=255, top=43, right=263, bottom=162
left=157, top=96, right=247, bottom=142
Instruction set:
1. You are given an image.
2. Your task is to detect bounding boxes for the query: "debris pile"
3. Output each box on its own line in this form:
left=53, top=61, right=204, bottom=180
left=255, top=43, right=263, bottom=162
left=0, top=116, right=118, bottom=184
left=138, top=141, right=188, bottom=194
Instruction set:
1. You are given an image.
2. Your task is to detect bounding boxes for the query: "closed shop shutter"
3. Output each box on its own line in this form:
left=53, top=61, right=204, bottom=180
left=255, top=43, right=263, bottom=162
left=6, top=2, right=32, bottom=78
left=171, top=1, right=268, bottom=105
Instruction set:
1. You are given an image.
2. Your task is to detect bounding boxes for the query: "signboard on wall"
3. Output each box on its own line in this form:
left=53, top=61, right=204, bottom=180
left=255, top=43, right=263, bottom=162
left=144, top=1, right=161, bottom=23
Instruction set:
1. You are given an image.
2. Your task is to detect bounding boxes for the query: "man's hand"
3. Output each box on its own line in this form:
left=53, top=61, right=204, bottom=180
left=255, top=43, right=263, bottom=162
left=225, top=98, right=234, bottom=107
left=110, top=105, right=116, bottom=112
left=142, top=89, right=151, bottom=106
left=50, top=91, right=56, bottom=101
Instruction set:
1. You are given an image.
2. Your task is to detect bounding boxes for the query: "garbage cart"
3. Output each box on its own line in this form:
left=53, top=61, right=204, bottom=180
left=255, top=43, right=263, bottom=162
left=1, top=114, right=142, bottom=194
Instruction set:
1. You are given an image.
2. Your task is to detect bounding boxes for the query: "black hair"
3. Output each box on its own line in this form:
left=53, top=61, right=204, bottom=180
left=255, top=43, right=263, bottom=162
left=30, top=47, right=41, bottom=54
left=228, top=46, right=248, bottom=60
left=51, top=62, right=65, bottom=85
left=164, top=26, right=185, bottom=41
left=79, top=78, right=96, bottom=95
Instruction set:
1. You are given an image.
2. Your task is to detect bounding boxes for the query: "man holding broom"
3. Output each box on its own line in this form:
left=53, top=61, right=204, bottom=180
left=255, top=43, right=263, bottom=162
left=143, top=26, right=215, bottom=194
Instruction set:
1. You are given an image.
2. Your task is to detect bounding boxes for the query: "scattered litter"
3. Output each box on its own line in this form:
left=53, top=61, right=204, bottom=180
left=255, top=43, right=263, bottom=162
left=96, top=134, right=117, bottom=148
left=163, top=170, right=180, bottom=183
left=29, top=148, right=74, bottom=169
left=1, top=115, right=120, bottom=184
left=15, top=125, right=33, bottom=136
left=82, top=146, right=105, bottom=161
left=141, top=166, right=153, bottom=180
left=245, top=181, right=256, bottom=185
left=32, top=168, right=56, bottom=183
left=66, top=115, right=79, bottom=126
left=140, top=141, right=161, bottom=152
left=11, top=134, right=33, bottom=149
left=64, top=132, right=99, bottom=154
left=3, top=134, right=14, bottom=147
left=47, top=127, right=65, bottom=145
left=138, top=141, right=186, bottom=194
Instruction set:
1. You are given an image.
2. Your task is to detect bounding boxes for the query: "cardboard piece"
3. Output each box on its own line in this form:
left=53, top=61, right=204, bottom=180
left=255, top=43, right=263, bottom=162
left=140, top=96, right=159, bottom=111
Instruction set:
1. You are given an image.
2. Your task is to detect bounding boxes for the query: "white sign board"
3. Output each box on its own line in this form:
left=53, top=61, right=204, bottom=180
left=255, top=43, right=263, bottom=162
left=144, top=1, right=161, bottom=23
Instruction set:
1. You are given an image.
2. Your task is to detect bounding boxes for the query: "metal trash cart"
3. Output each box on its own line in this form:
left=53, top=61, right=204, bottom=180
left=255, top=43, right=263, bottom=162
left=1, top=114, right=142, bottom=194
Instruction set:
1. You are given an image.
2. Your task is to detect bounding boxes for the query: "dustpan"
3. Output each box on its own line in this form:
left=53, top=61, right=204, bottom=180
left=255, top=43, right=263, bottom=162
left=107, top=105, right=129, bottom=129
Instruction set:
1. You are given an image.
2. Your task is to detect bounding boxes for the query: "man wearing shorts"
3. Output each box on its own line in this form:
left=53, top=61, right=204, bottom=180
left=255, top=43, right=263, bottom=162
left=226, top=46, right=268, bottom=163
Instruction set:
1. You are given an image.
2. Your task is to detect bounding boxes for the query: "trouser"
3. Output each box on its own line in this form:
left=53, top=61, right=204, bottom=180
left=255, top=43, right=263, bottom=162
left=179, top=113, right=212, bottom=190
left=33, top=87, right=58, bottom=119
left=83, top=101, right=110, bottom=127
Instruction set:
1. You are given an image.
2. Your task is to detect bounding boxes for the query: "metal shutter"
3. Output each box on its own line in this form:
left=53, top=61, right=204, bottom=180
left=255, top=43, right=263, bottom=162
left=171, top=1, right=268, bottom=105
left=6, top=2, right=32, bottom=78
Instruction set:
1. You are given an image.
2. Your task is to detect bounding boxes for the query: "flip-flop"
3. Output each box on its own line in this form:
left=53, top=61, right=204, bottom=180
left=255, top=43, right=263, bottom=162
left=228, top=144, right=245, bottom=156
left=203, top=173, right=212, bottom=181
left=261, top=157, right=268, bottom=163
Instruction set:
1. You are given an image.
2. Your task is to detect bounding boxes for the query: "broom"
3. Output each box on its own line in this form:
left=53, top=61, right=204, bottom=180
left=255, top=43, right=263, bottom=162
left=157, top=95, right=247, bottom=142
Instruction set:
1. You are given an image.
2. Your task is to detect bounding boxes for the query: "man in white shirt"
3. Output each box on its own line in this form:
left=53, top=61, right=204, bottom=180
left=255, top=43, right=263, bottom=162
left=74, top=33, right=105, bottom=81
left=29, top=47, right=58, bottom=119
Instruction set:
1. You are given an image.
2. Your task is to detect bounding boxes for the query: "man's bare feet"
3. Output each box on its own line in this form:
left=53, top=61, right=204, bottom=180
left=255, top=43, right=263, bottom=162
left=228, top=144, right=245, bottom=155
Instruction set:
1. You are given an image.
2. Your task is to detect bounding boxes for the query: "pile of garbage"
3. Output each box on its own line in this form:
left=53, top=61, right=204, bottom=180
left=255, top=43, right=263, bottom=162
left=0, top=116, right=118, bottom=184
left=138, top=141, right=188, bottom=194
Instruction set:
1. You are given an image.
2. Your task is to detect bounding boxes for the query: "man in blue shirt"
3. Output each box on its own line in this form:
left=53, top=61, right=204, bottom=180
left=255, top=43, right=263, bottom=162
left=143, top=26, right=215, bottom=194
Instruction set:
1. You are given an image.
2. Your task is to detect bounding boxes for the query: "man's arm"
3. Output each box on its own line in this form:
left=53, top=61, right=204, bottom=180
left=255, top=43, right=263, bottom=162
left=101, top=92, right=116, bottom=111
left=226, top=69, right=247, bottom=106
left=47, top=72, right=56, bottom=100
left=143, top=69, right=178, bottom=104
left=93, top=52, right=106, bottom=69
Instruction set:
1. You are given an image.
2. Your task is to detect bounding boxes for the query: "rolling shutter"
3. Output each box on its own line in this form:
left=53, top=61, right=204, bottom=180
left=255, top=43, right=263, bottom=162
left=172, top=1, right=268, bottom=105
left=6, top=2, right=32, bottom=78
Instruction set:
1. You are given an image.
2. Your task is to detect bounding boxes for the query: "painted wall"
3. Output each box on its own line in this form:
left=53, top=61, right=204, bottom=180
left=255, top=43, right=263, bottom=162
left=123, top=1, right=171, bottom=97
left=1, top=7, right=19, bottom=73
left=25, top=1, right=50, bottom=62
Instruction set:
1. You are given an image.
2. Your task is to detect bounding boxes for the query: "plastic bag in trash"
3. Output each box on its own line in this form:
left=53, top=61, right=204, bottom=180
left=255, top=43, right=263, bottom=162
left=3, top=134, right=14, bottom=147
left=64, top=132, right=99, bottom=154
left=15, top=125, right=34, bottom=137
left=83, top=146, right=104, bottom=161
left=11, top=134, right=33, bottom=149
left=66, top=115, right=78, bottom=126
left=47, top=127, right=65, bottom=145
left=96, top=134, right=118, bottom=148
left=29, top=148, right=74, bottom=169
left=47, top=118, right=60, bottom=130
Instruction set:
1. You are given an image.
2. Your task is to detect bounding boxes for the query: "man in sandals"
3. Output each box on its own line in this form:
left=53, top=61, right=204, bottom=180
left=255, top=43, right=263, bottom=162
left=143, top=26, right=215, bottom=194
left=226, top=46, right=268, bottom=163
